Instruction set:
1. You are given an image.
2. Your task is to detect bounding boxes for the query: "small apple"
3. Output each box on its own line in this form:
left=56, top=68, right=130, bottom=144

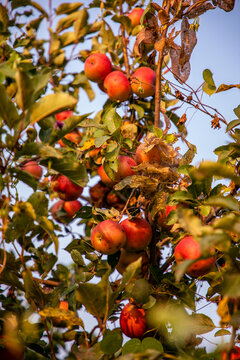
left=222, top=346, right=240, bottom=360
left=116, top=248, right=149, bottom=275
left=103, top=71, right=131, bottom=102
left=157, top=205, right=177, bottom=228
left=131, top=67, right=156, bottom=98
left=63, top=200, right=82, bottom=217
left=55, top=110, right=73, bottom=122
left=84, top=53, right=112, bottom=83
left=120, top=302, right=147, bottom=339
left=58, top=130, right=82, bottom=147
left=98, top=155, right=137, bottom=187
left=52, top=175, right=83, bottom=201
left=121, top=217, right=152, bottom=252
left=127, top=8, right=145, bottom=27
left=174, top=235, right=216, bottom=277
left=135, top=142, right=161, bottom=164
left=91, top=219, right=127, bottom=255
left=21, top=160, right=43, bottom=180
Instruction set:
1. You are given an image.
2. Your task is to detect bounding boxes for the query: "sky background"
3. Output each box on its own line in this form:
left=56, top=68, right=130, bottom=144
left=11, top=0, right=240, bottom=354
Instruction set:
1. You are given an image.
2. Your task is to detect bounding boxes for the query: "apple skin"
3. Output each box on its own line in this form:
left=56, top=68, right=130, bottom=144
left=135, top=143, right=161, bottom=164
left=58, top=130, right=82, bottom=147
left=91, top=219, right=127, bottom=255
left=116, top=248, right=149, bottom=275
left=120, top=303, right=147, bottom=339
left=55, top=110, right=73, bottom=122
left=127, top=7, right=145, bottom=27
left=63, top=200, right=82, bottom=217
left=21, top=160, right=43, bottom=180
left=174, top=236, right=216, bottom=277
left=98, top=155, right=137, bottom=187
left=157, top=205, right=177, bottom=228
left=121, top=217, right=152, bottom=252
left=131, top=67, right=156, bottom=98
left=84, top=53, right=112, bottom=83
left=53, top=175, right=83, bottom=201
left=103, top=71, right=131, bottom=102
left=222, top=346, right=240, bottom=360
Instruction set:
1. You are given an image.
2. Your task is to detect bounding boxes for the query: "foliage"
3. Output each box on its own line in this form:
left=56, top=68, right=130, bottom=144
left=0, top=0, right=239, bottom=359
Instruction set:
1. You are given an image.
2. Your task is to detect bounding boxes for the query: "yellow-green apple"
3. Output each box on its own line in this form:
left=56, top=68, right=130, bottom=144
left=135, top=142, right=161, bottom=164
left=131, top=67, right=156, bottom=98
left=84, top=53, right=112, bottom=83
left=222, top=346, right=240, bottom=360
left=116, top=248, right=149, bottom=275
left=103, top=71, right=131, bottom=102
left=127, top=8, right=145, bottom=27
left=97, top=155, right=137, bottom=187
left=58, top=130, right=82, bottom=147
left=174, top=235, right=216, bottom=277
left=91, top=219, right=127, bottom=255
left=21, top=160, right=43, bottom=180
left=55, top=110, right=73, bottom=122
left=52, top=175, right=83, bottom=201
left=121, top=217, right=152, bottom=251
left=120, top=302, right=147, bottom=338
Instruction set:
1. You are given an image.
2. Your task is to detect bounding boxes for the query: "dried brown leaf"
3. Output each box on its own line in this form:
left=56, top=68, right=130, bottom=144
left=217, top=0, right=235, bottom=11
left=186, top=2, right=215, bottom=18
left=170, top=47, right=191, bottom=83
left=134, top=28, right=155, bottom=57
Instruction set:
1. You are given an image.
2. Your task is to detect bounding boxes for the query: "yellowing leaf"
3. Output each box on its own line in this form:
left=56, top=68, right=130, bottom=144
left=80, top=137, right=95, bottom=151
left=217, top=297, right=231, bottom=325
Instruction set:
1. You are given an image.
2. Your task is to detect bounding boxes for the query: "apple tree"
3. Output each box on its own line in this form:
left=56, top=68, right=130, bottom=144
left=0, top=0, right=239, bottom=359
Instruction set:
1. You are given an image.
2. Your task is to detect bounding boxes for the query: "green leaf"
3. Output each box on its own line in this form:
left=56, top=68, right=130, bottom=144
left=22, top=269, right=46, bottom=306
left=56, top=2, right=83, bottom=15
left=101, top=329, right=123, bottom=354
left=10, top=167, right=38, bottom=191
left=204, top=195, right=239, bottom=212
left=190, top=313, right=215, bottom=334
left=130, top=104, right=145, bottom=119
left=234, top=105, right=240, bottom=118
left=29, top=92, right=77, bottom=124
left=0, top=84, right=19, bottom=129
left=72, top=73, right=95, bottom=101
left=194, top=161, right=240, bottom=185
left=130, top=279, right=151, bottom=305
left=102, top=107, right=122, bottom=135
left=15, top=69, right=33, bottom=110
left=94, top=135, right=110, bottom=148
left=111, top=14, right=131, bottom=33
left=56, top=11, right=85, bottom=32
left=226, top=119, right=240, bottom=132
left=202, top=69, right=216, bottom=95
left=28, top=192, right=48, bottom=217
left=122, top=339, right=142, bottom=355
left=142, top=338, right=163, bottom=353
left=71, top=250, right=85, bottom=266
left=214, top=329, right=231, bottom=337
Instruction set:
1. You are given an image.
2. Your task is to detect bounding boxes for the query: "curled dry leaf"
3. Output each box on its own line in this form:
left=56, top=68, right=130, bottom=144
left=134, top=162, right=180, bottom=182
left=133, top=28, right=156, bottom=58
left=216, top=0, right=235, bottom=11
left=186, top=2, right=215, bottom=18
left=170, top=48, right=191, bottom=83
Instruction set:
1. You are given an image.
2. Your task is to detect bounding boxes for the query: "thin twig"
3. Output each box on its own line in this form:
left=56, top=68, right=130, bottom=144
left=119, top=1, right=130, bottom=77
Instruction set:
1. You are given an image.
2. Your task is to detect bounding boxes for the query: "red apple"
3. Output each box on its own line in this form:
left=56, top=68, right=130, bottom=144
left=55, top=110, right=73, bottom=122
left=84, top=53, right=112, bottom=83
left=116, top=248, right=149, bottom=275
left=120, top=303, right=147, bottom=339
left=174, top=235, right=216, bottom=277
left=121, top=217, right=152, bottom=252
left=59, top=300, right=69, bottom=310
left=21, top=160, right=43, bottom=180
left=135, top=142, right=161, bottom=164
left=98, top=155, right=137, bottom=187
left=51, top=200, right=65, bottom=222
left=58, top=130, right=82, bottom=147
left=52, top=175, right=83, bottom=201
left=63, top=200, right=82, bottom=217
left=131, top=67, right=156, bottom=98
left=91, top=219, right=127, bottom=255
left=103, top=71, right=131, bottom=102
left=127, top=8, right=145, bottom=27
left=222, top=346, right=240, bottom=360
left=157, top=205, right=177, bottom=228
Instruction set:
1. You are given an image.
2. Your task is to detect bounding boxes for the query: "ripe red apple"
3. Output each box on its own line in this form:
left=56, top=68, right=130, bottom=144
left=222, top=346, right=240, bottom=360
left=174, top=235, right=216, bottom=277
left=157, top=205, right=177, bottom=228
left=55, top=110, right=73, bottom=122
left=98, top=155, right=137, bottom=187
left=58, top=130, right=82, bottom=147
left=52, top=175, right=83, bottom=201
left=63, top=200, right=82, bottom=217
left=127, top=8, right=145, bottom=27
left=120, top=303, right=147, bottom=339
left=59, top=300, right=69, bottom=310
left=21, top=160, right=43, bottom=180
left=84, top=53, right=112, bottom=83
left=121, top=217, right=152, bottom=252
left=103, top=71, right=131, bottom=102
left=91, top=219, right=127, bottom=255
left=135, top=142, right=161, bottom=164
left=116, top=248, right=149, bottom=275
left=131, top=67, right=156, bottom=98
